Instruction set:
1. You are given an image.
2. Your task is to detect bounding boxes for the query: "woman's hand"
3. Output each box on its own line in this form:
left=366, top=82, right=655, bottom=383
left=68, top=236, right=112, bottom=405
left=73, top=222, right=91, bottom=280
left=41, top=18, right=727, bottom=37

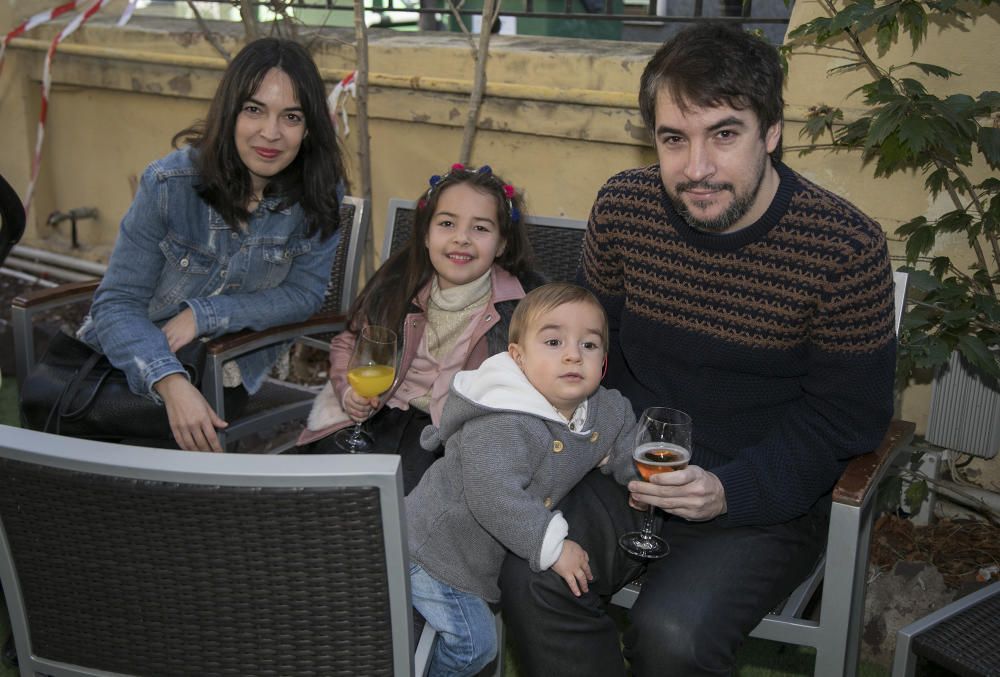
left=343, top=387, right=379, bottom=423
left=551, top=539, right=593, bottom=597
left=154, top=373, right=228, bottom=452
left=161, top=307, right=198, bottom=352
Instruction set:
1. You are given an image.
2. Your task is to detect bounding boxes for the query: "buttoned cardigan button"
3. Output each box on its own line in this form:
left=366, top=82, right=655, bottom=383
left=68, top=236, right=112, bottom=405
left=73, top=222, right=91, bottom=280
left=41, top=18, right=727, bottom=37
left=544, top=497, right=553, bottom=509
left=179, top=257, right=189, bottom=268
left=552, top=440, right=564, bottom=453
left=590, top=432, right=599, bottom=442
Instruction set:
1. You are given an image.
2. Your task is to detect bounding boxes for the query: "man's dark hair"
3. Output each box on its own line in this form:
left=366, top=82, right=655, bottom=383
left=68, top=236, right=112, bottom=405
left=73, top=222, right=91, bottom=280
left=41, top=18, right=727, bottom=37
left=639, top=23, right=784, bottom=143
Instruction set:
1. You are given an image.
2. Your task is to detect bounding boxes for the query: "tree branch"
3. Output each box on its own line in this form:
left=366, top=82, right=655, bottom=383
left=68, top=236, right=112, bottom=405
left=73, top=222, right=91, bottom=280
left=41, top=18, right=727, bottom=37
left=186, top=0, right=231, bottom=61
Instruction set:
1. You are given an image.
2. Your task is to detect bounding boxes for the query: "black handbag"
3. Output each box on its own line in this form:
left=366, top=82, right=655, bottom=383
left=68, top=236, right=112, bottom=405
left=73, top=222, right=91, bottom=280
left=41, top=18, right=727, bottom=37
left=19, top=330, right=206, bottom=441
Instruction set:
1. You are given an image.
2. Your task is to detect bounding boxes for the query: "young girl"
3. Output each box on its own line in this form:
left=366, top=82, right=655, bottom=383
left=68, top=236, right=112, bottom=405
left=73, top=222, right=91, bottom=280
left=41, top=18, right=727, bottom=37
left=76, top=38, right=347, bottom=452
left=296, top=164, right=544, bottom=492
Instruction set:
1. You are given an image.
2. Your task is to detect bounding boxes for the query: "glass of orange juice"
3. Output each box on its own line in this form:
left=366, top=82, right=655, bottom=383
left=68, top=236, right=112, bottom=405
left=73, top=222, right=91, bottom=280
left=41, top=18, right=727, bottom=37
left=618, top=407, right=691, bottom=559
left=333, top=325, right=398, bottom=453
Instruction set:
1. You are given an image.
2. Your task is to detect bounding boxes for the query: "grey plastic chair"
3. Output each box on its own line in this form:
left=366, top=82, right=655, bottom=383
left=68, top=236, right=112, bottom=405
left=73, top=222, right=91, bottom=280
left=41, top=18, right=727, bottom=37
left=11, top=196, right=369, bottom=451
left=0, top=424, right=428, bottom=676
left=610, top=271, right=915, bottom=677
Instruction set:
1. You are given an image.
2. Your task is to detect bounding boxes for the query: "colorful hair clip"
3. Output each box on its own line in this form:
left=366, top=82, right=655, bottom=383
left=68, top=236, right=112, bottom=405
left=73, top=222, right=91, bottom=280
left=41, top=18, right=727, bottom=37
left=451, top=162, right=465, bottom=171
left=429, top=174, right=442, bottom=187
left=478, top=165, right=493, bottom=175
left=417, top=198, right=427, bottom=210
left=502, top=184, right=515, bottom=198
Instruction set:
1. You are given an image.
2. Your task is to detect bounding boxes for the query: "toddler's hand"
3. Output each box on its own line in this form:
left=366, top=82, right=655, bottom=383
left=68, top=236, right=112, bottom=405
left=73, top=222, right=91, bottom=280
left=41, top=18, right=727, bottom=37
left=343, top=387, right=378, bottom=422
left=551, top=539, right=592, bottom=597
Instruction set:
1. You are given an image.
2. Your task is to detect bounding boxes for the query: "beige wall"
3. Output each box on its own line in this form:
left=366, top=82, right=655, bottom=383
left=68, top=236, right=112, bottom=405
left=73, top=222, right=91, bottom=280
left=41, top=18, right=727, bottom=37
left=2, top=2, right=999, bottom=453
left=783, top=1, right=1000, bottom=449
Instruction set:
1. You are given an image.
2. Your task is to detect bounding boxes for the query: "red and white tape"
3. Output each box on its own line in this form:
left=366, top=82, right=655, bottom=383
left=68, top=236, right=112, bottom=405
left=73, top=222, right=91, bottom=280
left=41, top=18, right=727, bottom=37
left=2, top=0, right=138, bottom=216
left=327, top=70, right=357, bottom=136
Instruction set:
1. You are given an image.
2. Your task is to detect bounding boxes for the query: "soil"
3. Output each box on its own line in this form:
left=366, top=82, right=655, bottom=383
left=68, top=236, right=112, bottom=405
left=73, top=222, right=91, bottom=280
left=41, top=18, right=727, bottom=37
left=871, top=513, right=1000, bottom=592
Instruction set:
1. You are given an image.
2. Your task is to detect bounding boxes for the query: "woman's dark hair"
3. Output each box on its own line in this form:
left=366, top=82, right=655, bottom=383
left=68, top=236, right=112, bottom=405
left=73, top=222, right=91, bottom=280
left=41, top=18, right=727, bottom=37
left=173, top=37, right=347, bottom=239
left=638, top=22, right=784, bottom=156
left=349, top=165, right=534, bottom=333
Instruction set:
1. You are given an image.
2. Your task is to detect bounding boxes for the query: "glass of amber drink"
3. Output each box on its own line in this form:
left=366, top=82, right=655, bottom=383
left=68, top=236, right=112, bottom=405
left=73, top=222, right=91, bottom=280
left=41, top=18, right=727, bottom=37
left=333, top=325, right=398, bottom=453
left=618, top=407, right=692, bottom=559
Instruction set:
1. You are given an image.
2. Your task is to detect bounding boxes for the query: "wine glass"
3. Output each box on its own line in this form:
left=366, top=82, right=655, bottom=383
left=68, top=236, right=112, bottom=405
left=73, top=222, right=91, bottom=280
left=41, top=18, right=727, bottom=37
left=333, top=325, right=398, bottom=453
left=618, top=407, right=692, bottom=559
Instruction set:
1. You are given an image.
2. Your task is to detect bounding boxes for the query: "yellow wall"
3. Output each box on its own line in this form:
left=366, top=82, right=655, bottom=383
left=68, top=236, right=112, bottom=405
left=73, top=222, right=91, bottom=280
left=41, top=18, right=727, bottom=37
left=783, top=1, right=1000, bottom=439
left=2, top=1, right=998, bottom=446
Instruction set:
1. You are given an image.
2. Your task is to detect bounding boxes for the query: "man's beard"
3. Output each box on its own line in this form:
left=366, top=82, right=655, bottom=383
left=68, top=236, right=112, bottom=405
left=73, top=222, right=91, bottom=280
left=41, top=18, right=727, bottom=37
left=669, top=153, right=768, bottom=234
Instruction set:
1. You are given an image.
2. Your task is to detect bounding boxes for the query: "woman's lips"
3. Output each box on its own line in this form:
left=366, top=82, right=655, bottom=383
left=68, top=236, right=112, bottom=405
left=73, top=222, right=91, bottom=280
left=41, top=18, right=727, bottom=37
left=254, top=147, right=281, bottom=159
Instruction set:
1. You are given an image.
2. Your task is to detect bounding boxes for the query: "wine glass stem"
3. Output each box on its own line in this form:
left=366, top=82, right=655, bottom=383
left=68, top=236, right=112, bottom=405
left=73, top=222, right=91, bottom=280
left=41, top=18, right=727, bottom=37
left=640, top=506, right=656, bottom=540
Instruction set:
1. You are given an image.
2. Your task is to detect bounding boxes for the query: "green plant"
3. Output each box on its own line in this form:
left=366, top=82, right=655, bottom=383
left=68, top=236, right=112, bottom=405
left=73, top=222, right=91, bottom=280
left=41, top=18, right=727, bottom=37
left=784, top=0, right=1000, bottom=380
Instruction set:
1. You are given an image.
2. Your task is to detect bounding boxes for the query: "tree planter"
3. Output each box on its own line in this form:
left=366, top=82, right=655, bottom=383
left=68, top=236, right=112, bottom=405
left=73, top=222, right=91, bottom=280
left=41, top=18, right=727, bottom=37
left=927, top=350, right=1000, bottom=460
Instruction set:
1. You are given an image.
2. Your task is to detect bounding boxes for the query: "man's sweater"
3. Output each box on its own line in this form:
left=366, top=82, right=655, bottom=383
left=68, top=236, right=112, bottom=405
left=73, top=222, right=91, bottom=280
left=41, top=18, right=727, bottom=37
left=579, top=161, right=896, bottom=527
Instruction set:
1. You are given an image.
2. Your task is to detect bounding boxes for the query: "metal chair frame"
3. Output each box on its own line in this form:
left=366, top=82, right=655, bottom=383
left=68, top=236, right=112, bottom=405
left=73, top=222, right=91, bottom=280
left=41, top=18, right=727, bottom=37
left=11, top=196, right=369, bottom=451
left=609, top=272, right=915, bottom=677
left=0, top=424, right=423, bottom=676
left=892, top=580, right=1000, bottom=677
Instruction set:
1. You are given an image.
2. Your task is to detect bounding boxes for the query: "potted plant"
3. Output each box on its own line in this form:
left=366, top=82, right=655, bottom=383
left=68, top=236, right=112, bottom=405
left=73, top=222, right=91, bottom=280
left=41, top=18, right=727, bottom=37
left=783, top=0, right=1000, bottom=462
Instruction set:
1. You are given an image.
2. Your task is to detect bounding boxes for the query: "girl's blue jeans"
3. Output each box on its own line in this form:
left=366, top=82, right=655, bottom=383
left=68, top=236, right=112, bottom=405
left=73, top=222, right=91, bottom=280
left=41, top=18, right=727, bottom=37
left=410, top=563, right=498, bottom=677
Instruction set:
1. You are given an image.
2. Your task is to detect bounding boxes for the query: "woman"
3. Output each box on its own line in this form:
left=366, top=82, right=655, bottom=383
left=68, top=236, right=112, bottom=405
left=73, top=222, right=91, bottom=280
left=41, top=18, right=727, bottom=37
left=77, top=37, right=347, bottom=452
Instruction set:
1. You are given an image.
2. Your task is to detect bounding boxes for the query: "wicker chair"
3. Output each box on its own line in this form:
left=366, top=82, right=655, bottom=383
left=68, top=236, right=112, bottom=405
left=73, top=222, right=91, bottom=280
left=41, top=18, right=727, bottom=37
left=383, top=197, right=586, bottom=281
left=610, top=272, right=916, bottom=677
left=11, top=196, right=369, bottom=452
left=0, top=424, right=425, bottom=676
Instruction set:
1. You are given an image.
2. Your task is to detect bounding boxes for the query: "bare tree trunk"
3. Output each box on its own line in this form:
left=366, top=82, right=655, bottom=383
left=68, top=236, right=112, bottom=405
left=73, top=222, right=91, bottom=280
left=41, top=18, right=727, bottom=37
left=187, top=1, right=231, bottom=61
left=458, top=0, right=500, bottom=164
left=240, top=1, right=260, bottom=42
left=353, top=5, right=375, bottom=277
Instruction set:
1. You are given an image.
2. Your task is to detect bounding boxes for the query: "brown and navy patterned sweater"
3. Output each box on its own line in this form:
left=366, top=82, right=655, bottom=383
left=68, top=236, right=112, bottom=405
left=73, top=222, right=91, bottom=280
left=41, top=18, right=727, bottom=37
left=578, top=161, right=896, bottom=527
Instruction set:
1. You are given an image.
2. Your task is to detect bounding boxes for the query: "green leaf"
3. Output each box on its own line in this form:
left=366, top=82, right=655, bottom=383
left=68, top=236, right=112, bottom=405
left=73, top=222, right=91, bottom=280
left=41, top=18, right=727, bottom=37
left=924, top=167, right=951, bottom=197
left=902, top=61, right=959, bottom=78
left=899, top=0, right=929, bottom=51
left=977, top=90, right=1000, bottom=109
left=957, top=335, right=1000, bottom=379
left=977, top=177, right=1000, bottom=193
left=904, top=479, right=929, bottom=513
left=903, top=222, right=937, bottom=262
left=898, top=115, right=933, bottom=154
left=928, top=257, right=952, bottom=279
left=978, top=127, right=1000, bottom=171
left=936, top=210, right=973, bottom=233
left=942, top=308, right=977, bottom=327
left=896, top=215, right=929, bottom=237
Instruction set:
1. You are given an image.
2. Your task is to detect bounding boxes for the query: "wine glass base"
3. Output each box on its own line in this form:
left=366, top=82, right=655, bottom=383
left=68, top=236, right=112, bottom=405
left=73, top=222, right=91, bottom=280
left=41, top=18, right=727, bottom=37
left=332, top=428, right=375, bottom=453
left=618, top=532, right=670, bottom=560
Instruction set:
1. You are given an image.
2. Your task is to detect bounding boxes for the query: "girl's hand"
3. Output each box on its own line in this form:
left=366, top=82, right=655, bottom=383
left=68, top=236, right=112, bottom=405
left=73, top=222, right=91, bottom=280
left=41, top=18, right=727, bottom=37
left=155, top=374, right=227, bottom=452
left=343, top=387, right=379, bottom=423
left=551, top=539, right=593, bottom=597
left=162, top=307, right=198, bottom=352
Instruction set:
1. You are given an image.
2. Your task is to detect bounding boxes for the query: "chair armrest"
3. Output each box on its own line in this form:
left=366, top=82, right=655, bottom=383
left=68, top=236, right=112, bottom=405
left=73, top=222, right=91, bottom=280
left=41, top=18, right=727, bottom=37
left=203, top=312, right=347, bottom=361
left=832, top=420, right=916, bottom=508
left=12, top=280, right=99, bottom=312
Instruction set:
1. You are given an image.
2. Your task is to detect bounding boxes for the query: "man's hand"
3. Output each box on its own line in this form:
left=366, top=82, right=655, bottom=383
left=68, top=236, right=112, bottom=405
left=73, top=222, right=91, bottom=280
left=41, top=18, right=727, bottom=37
left=628, top=465, right=727, bottom=521
left=154, top=374, right=227, bottom=452
left=343, top=387, right=379, bottom=423
left=551, top=539, right=593, bottom=597
left=161, top=307, right=198, bottom=352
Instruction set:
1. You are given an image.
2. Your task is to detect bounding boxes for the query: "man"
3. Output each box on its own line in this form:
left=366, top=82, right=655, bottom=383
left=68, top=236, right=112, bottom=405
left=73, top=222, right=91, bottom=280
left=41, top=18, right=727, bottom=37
left=498, top=22, right=896, bottom=676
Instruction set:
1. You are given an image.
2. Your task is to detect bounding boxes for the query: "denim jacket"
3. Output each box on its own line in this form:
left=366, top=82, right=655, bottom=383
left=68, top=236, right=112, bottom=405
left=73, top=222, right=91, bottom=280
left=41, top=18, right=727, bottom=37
left=78, top=147, right=340, bottom=400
